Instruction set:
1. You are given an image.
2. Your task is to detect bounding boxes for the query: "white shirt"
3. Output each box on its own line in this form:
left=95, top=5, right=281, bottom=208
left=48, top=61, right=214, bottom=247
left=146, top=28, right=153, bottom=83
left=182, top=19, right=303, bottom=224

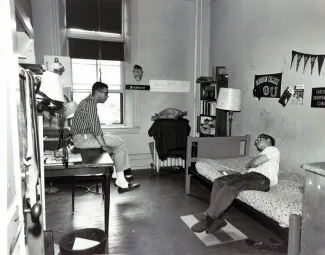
left=248, top=146, right=280, bottom=186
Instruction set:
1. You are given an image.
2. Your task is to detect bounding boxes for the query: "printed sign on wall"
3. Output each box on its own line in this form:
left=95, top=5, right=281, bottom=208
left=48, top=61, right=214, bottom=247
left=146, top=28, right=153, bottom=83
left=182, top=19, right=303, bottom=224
left=311, top=87, right=325, bottom=108
left=254, top=72, right=282, bottom=99
left=125, top=84, right=150, bottom=90
left=292, top=85, right=304, bottom=106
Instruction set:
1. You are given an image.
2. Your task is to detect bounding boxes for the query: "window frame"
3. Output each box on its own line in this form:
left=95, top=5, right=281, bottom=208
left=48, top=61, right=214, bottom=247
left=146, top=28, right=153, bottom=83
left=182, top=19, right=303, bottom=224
left=66, top=0, right=140, bottom=133
left=71, top=58, right=125, bottom=126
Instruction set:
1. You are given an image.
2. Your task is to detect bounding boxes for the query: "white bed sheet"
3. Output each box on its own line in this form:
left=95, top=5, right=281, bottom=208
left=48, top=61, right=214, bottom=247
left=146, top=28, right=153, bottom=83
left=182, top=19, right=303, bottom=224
left=195, top=157, right=304, bottom=228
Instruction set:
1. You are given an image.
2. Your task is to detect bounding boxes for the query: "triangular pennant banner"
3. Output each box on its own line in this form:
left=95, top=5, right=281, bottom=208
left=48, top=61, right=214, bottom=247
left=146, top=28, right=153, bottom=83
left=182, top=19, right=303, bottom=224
left=310, top=55, right=317, bottom=74
left=296, top=53, right=303, bottom=71
left=303, top=54, right=310, bottom=73
left=290, top=51, right=298, bottom=69
left=318, top=55, right=325, bottom=75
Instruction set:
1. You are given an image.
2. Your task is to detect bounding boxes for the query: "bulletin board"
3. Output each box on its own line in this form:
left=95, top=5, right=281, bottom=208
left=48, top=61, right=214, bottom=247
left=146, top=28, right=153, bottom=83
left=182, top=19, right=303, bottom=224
left=149, top=79, right=190, bottom=93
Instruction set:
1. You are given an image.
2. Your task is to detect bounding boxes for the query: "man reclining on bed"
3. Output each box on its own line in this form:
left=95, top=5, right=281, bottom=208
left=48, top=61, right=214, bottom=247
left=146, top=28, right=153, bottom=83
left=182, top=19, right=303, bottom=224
left=191, top=134, right=280, bottom=234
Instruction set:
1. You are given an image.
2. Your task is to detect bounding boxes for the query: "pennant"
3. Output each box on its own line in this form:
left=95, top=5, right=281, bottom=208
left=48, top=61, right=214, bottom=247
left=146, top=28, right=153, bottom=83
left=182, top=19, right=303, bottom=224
left=296, top=53, right=303, bottom=71
left=290, top=51, right=298, bottom=69
left=318, top=55, right=325, bottom=75
left=290, top=51, right=325, bottom=75
left=303, top=54, right=310, bottom=73
left=310, top=55, right=317, bottom=74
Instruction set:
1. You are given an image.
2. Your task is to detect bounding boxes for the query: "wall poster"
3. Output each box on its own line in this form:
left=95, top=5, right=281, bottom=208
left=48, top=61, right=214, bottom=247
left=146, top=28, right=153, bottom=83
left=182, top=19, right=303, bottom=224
left=254, top=72, right=282, bottom=99
left=311, top=87, right=325, bottom=108
left=44, top=55, right=72, bottom=88
left=292, top=85, right=304, bottom=106
left=278, top=87, right=294, bottom=107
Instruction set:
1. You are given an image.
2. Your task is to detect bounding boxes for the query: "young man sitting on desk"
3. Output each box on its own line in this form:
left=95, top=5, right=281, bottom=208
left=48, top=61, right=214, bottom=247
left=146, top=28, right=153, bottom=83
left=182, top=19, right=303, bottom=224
left=70, top=82, right=140, bottom=194
left=191, top=134, right=280, bottom=234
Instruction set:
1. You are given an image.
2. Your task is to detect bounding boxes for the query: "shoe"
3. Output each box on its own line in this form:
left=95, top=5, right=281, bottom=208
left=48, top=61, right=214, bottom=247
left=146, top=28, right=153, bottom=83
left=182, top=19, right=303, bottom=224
left=112, top=175, right=134, bottom=186
left=191, top=215, right=212, bottom=233
left=205, top=218, right=227, bottom=234
left=245, top=239, right=287, bottom=254
left=117, top=183, right=140, bottom=194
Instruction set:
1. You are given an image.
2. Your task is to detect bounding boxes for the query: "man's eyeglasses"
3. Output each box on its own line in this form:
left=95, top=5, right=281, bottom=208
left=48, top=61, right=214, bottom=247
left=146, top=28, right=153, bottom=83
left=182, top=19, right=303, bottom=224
left=98, top=91, right=109, bottom=96
left=256, top=136, right=268, bottom=141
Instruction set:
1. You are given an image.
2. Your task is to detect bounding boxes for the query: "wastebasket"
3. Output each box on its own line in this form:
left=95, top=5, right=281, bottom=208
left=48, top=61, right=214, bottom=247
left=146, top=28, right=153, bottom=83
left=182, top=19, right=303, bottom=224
left=59, top=228, right=107, bottom=255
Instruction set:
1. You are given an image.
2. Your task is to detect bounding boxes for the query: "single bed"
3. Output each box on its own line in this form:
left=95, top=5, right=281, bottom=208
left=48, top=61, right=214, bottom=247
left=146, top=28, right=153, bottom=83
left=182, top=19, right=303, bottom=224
left=185, top=135, right=304, bottom=241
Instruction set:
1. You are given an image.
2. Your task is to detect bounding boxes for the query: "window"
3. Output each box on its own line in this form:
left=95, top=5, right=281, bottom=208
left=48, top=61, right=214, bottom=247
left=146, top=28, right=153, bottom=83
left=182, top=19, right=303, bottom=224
left=66, top=0, right=122, bottom=34
left=66, top=0, right=139, bottom=131
left=71, top=58, right=124, bottom=125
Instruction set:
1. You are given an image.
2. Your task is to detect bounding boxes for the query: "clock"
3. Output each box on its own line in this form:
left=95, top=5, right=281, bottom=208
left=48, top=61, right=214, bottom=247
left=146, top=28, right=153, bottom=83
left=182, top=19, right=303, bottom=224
left=200, top=124, right=211, bottom=135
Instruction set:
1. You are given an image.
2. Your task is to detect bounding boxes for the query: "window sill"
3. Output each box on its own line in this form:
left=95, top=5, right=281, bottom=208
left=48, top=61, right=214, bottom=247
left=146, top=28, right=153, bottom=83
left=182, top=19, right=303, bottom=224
left=102, top=126, right=140, bottom=134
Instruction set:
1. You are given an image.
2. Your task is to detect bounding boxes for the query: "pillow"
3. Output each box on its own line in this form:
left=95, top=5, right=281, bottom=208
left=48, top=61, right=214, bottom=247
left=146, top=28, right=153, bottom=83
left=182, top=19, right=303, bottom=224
left=199, top=157, right=252, bottom=174
left=151, top=108, right=187, bottom=121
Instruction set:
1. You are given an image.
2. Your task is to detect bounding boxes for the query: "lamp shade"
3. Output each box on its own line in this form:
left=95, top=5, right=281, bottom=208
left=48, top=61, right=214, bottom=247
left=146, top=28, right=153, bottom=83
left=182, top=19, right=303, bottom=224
left=216, top=88, right=242, bottom=112
left=64, top=101, right=78, bottom=119
left=39, top=71, right=65, bottom=102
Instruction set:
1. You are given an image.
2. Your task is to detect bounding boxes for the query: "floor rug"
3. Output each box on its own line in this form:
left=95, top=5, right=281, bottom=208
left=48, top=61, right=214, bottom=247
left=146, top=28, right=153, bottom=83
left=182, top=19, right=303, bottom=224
left=181, top=213, right=247, bottom=246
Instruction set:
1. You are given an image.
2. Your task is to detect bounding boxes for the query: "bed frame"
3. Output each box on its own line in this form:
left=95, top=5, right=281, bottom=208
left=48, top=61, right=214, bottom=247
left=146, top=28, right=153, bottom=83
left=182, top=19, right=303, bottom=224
left=185, top=135, right=289, bottom=242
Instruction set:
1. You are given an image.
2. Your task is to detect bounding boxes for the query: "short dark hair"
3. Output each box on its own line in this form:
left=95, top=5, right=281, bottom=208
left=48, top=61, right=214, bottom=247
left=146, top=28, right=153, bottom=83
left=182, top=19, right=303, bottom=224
left=92, top=82, right=108, bottom=95
left=259, top=134, right=275, bottom=146
left=134, top=64, right=142, bottom=70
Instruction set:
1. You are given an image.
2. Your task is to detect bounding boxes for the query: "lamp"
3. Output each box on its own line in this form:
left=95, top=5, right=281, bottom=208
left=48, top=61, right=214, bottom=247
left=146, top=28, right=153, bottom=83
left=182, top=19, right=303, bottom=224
left=35, top=71, right=65, bottom=127
left=39, top=71, right=65, bottom=102
left=216, top=88, right=242, bottom=137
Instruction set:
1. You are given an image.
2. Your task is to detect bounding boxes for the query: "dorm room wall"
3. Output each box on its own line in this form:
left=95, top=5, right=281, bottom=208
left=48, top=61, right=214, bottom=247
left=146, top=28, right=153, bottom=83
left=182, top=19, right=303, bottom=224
left=30, top=0, right=210, bottom=169
left=118, top=0, right=210, bottom=168
left=209, top=0, right=325, bottom=174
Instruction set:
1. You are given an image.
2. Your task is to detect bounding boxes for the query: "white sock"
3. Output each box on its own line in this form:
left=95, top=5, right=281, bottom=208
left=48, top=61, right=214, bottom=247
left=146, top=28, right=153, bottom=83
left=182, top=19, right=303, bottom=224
left=112, top=167, right=117, bottom=178
left=115, top=171, right=129, bottom=188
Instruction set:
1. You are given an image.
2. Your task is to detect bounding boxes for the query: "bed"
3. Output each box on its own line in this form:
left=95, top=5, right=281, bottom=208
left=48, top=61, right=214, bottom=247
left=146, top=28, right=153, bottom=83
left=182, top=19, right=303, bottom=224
left=185, top=135, right=304, bottom=241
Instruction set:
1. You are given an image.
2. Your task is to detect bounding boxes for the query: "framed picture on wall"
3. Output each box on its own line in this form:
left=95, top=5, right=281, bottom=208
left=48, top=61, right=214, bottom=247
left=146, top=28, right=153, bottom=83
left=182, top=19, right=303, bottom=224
left=44, top=55, right=72, bottom=88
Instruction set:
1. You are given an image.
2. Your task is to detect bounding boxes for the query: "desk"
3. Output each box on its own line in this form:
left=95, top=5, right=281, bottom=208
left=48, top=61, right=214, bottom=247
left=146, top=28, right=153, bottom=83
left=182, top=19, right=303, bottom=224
left=300, top=162, right=325, bottom=255
left=44, top=149, right=114, bottom=234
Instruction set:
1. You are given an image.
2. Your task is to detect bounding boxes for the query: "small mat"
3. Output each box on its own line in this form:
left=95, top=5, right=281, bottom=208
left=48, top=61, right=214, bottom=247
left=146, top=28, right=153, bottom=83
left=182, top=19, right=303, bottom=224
left=181, top=214, right=247, bottom=246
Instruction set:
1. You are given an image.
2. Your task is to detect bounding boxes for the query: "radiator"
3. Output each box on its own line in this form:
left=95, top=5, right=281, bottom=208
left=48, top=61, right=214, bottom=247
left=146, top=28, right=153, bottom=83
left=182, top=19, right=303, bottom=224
left=149, top=141, right=185, bottom=172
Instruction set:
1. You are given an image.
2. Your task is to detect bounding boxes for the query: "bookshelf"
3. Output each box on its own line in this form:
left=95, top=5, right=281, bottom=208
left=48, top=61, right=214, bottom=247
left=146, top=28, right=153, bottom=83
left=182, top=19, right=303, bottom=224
left=197, top=80, right=217, bottom=137
left=196, top=67, right=229, bottom=137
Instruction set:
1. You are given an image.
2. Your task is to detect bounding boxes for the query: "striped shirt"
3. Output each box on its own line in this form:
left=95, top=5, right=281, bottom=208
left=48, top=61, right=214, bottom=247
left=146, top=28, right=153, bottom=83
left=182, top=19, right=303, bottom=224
left=70, top=94, right=103, bottom=136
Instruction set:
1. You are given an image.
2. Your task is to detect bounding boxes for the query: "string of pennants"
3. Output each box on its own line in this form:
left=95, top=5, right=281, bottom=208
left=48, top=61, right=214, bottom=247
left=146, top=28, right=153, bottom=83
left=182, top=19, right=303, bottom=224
left=290, top=50, right=324, bottom=75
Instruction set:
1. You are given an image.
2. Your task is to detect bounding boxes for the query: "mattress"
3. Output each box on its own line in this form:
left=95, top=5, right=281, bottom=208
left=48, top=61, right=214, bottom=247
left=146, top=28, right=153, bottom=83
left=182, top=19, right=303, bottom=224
left=196, top=157, right=304, bottom=228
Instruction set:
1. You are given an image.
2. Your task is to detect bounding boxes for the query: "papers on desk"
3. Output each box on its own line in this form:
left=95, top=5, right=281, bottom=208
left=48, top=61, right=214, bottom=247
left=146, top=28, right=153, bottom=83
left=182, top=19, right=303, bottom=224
left=44, top=150, right=82, bottom=165
left=72, top=237, right=100, bottom=250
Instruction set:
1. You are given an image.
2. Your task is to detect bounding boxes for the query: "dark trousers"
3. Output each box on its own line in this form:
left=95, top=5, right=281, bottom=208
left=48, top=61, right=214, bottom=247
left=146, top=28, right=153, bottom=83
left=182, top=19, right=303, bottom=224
left=206, top=172, right=270, bottom=220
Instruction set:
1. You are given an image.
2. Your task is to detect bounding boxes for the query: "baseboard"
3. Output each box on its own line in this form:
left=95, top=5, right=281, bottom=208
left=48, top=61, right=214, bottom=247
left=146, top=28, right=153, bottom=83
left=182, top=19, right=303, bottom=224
left=129, top=153, right=152, bottom=170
